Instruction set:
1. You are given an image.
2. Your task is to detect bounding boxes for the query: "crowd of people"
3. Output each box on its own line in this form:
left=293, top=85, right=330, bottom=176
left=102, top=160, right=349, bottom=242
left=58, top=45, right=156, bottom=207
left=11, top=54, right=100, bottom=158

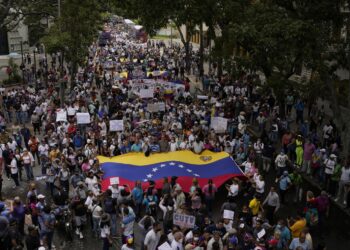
left=0, top=16, right=348, bottom=250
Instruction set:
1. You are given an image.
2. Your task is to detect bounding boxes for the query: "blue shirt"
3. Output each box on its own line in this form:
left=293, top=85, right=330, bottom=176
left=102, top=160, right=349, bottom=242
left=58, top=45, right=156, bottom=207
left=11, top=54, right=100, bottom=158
left=279, top=176, right=291, bottom=190
left=131, top=143, right=142, bottom=152
left=289, top=238, right=310, bottom=250
left=38, top=212, right=55, bottom=233
left=131, top=187, right=143, bottom=203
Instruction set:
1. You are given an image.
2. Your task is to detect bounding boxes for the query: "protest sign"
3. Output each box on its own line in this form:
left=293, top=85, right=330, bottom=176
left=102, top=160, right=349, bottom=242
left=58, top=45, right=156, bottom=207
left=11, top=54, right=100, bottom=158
left=110, top=177, right=119, bottom=185
left=158, top=102, right=165, bottom=111
left=257, top=228, right=266, bottom=239
left=158, top=242, right=172, bottom=250
left=197, top=95, right=208, bottom=100
left=147, top=102, right=165, bottom=112
left=173, top=213, right=195, bottom=229
left=110, top=120, right=124, bottom=131
left=223, top=210, right=235, bottom=220
left=211, top=117, right=228, bottom=133
left=56, top=110, right=67, bottom=122
left=76, top=113, right=91, bottom=124
left=140, top=88, right=154, bottom=98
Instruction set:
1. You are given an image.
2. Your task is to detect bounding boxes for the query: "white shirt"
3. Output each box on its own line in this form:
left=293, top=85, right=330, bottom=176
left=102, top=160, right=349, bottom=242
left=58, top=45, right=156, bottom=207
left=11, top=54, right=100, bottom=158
left=121, top=245, right=134, bottom=250
left=10, top=158, right=18, bottom=174
left=169, top=142, right=178, bottom=152
left=100, top=225, right=110, bottom=238
left=85, top=176, right=98, bottom=190
left=108, top=185, right=124, bottom=199
left=144, top=229, right=160, bottom=250
left=242, top=161, right=253, bottom=174
left=21, top=103, right=29, bottom=112
left=22, top=153, right=34, bottom=165
left=324, top=159, right=336, bottom=174
left=255, top=178, right=265, bottom=194
left=340, top=167, right=350, bottom=182
left=89, top=204, right=102, bottom=218
left=171, top=240, right=184, bottom=250
left=275, top=154, right=288, bottom=168
left=207, top=238, right=223, bottom=250
left=38, top=144, right=49, bottom=156
left=323, top=125, right=333, bottom=139
left=229, top=183, right=239, bottom=197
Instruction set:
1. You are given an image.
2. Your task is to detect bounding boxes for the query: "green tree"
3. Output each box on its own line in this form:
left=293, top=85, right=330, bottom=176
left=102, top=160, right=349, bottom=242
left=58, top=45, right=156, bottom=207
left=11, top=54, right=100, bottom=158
left=42, top=0, right=102, bottom=80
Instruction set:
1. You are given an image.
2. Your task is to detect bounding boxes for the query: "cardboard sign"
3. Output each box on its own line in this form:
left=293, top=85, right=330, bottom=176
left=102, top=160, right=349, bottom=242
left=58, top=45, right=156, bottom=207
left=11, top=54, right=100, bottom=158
left=140, top=88, right=154, bottom=98
left=257, top=228, right=266, bottom=239
left=158, top=242, right=172, bottom=250
left=211, top=117, right=228, bottom=132
left=109, top=120, right=124, bottom=131
left=56, top=110, right=67, bottom=122
left=110, top=177, right=119, bottom=185
left=76, top=113, right=91, bottom=124
left=223, top=209, right=235, bottom=220
left=173, top=213, right=195, bottom=229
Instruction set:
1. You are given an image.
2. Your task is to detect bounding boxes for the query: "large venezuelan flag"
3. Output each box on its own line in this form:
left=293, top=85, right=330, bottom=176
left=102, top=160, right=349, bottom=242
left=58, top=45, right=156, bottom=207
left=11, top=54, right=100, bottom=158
left=98, top=150, right=244, bottom=192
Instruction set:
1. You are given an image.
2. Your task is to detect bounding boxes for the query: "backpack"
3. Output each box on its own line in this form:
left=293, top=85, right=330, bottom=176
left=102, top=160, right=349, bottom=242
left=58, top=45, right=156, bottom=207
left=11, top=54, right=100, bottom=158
left=104, top=198, right=115, bottom=213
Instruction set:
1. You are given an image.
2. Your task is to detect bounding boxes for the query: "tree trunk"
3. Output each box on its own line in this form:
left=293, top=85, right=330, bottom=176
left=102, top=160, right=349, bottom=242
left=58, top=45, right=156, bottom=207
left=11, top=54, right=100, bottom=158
left=199, top=22, right=204, bottom=77
left=176, top=24, right=191, bottom=74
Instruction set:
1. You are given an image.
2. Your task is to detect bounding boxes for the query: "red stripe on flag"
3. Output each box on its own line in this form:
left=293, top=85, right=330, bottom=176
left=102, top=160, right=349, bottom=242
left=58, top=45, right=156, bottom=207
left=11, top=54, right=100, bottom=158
left=101, top=173, right=245, bottom=193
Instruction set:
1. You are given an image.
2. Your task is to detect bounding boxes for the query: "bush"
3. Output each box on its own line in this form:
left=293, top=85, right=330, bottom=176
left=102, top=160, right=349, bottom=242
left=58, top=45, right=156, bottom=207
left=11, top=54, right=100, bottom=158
left=2, top=74, right=22, bottom=85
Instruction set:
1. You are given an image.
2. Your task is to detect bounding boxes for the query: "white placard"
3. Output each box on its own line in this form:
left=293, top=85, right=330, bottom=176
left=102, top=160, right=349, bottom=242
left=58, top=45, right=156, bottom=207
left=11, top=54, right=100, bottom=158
left=147, top=102, right=165, bottom=113
left=140, top=88, right=154, bottom=98
left=109, top=120, right=124, bottom=131
left=158, top=102, right=165, bottom=112
left=211, top=117, right=228, bottom=132
left=158, top=242, right=172, bottom=250
left=67, top=107, right=76, bottom=116
left=223, top=209, right=235, bottom=220
left=147, top=103, right=158, bottom=113
left=257, top=228, right=266, bottom=239
left=76, top=113, right=91, bottom=124
left=197, top=95, right=208, bottom=100
left=110, top=177, right=119, bottom=185
left=56, top=110, right=67, bottom=122
left=173, top=213, right=195, bottom=229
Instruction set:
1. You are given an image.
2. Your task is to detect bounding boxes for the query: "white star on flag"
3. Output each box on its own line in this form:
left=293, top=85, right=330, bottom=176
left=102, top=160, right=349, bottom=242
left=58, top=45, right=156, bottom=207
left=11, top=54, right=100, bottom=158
left=143, top=179, right=148, bottom=182
left=169, top=162, right=176, bottom=166
left=186, top=169, right=192, bottom=173
left=178, top=164, right=184, bottom=168
left=147, top=174, right=153, bottom=178
left=194, top=174, right=200, bottom=177
left=160, top=164, right=166, bottom=168
left=152, top=168, right=158, bottom=172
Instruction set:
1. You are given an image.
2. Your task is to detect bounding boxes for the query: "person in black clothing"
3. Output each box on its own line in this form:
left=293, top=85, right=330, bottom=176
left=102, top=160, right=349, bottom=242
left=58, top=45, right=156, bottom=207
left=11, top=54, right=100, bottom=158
left=2, top=145, right=12, bottom=180
left=71, top=198, right=88, bottom=239
left=53, top=186, right=68, bottom=207
left=8, top=218, right=23, bottom=249
left=25, top=225, right=41, bottom=250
